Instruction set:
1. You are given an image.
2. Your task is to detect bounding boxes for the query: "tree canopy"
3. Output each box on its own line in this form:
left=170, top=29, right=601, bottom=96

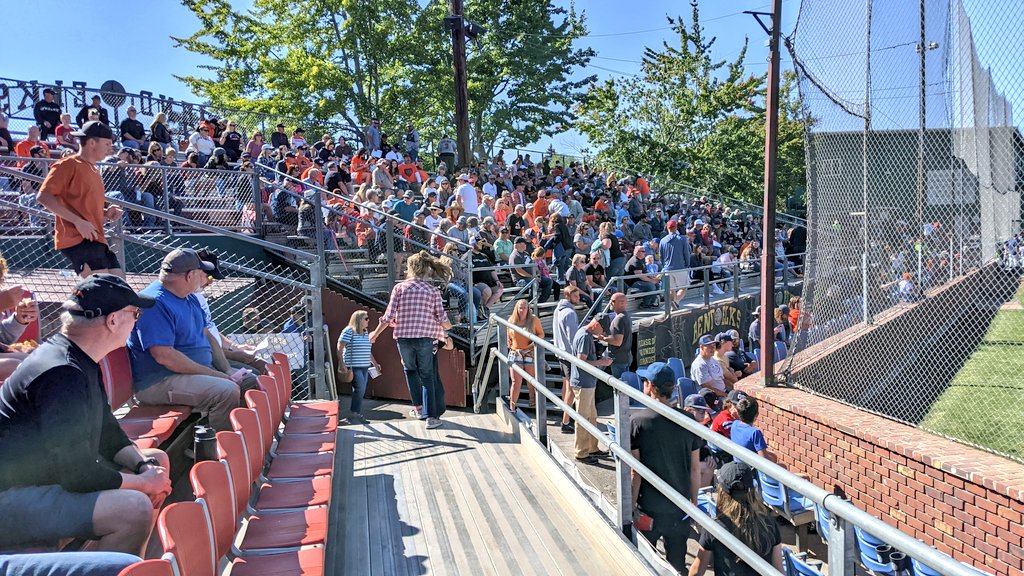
left=573, top=1, right=805, bottom=206
left=174, top=0, right=595, bottom=158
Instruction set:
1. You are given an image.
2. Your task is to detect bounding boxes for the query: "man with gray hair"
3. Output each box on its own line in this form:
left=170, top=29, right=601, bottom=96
left=127, top=249, right=242, bottom=431
left=0, top=274, right=171, bottom=555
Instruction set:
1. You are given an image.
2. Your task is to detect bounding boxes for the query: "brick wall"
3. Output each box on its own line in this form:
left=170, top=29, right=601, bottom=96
left=737, top=382, right=1024, bottom=575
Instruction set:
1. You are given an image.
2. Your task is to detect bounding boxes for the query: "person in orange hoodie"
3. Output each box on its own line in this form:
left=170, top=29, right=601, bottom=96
left=350, top=148, right=369, bottom=185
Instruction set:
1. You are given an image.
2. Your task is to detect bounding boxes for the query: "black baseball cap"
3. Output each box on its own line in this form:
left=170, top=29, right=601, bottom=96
left=43, top=88, right=55, bottom=95
left=195, top=249, right=226, bottom=280
left=161, top=248, right=216, bottom=275
left=67, top=274, right=156, bottom=318
left=72, top=121, right=113, bottom=140
left=717, top=461, right=756, bottom=494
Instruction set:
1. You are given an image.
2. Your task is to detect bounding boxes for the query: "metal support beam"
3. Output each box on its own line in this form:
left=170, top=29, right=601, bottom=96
left=613, top=388, right=632, bottom=538
left=450, top=0, right=471, bottom=168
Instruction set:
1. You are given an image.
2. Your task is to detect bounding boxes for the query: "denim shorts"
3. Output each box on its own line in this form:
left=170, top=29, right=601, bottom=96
left=510, top=349, right=534, bottom=365
left=0, top=484, right=101, bottom=548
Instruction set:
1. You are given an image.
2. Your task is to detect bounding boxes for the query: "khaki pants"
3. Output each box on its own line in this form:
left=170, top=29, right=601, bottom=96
left=136, top=373, right=240, bottom=431
left=572, top=386, right=599, bottom=458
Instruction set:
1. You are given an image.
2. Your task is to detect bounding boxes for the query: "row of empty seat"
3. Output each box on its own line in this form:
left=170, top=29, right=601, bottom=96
left=116, top=352, right=339, bottom=576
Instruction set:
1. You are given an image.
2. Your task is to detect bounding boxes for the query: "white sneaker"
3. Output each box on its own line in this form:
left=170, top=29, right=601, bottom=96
left=426, top=417, right=442, bottom=429
left=409, top=406, right=421, bottom=419
left=711, top=285, right=725, bottom=295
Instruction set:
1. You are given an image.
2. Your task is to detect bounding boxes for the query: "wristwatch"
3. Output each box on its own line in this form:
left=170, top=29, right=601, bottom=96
left=134, top=457, right=160, bottom=474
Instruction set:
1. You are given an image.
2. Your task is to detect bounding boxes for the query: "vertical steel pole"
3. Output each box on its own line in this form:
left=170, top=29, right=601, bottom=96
left=827, top=507, right=857, bottom=576
left=533, top=349, right=546, bottom=445
left=613, top=386, right=632, bottom=537
left=759, top=0, right=783, bottom=386
left=252, top=171, right=263, bottom=237
left=497, top=323, right=510, bottom=398
left=309, top=261, right=326, bottom=400
left=465, top=254, right=475, bottom=363
left=162, top=169, right=173, bottom=235
left=862, top=0, right=873, bottom=325
left=450, top=0, right=471, bottom=168
left=385, top=216, right=397, bottom=289
left=917, top=0, right=927, bottom=237
left=312, top=192, right=327, bottom=281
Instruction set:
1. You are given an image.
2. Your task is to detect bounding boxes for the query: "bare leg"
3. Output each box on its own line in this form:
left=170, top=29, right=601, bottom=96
left=91, top=490, right=156, bottom=555
left=509, top=365, right=521, bottom=410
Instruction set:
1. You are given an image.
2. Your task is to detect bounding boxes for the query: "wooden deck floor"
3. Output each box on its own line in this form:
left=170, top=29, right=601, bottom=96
left=327, top=411, right=651, bottom=575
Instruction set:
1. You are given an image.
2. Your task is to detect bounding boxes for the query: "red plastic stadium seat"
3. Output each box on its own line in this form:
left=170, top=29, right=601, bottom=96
left=117, top=560, right=175, bottom=576
left=245, top=390, right=337, bottom=452
left=157, top=502, right=217, bottom=576
left=275, top=433, right=336, bottom=455
left=282, top=416, right=338, bottom=435
left=267, top=357, right=338, bottom=420
left=239, top=506, right=329, bottom=551
left=228, top=548, right=324, bottom=576
left=253, top=476, right=332, bottom=511
left=100, top=347, right=136, bottom=408
left=124, top=404, right=192, bottom=421
left=216, top=431, right=252, bottom=517
left=133, top=437, right=160, bottom=451
left=266, top=453, right=335, bottom=480
left=190, top=461, right=238, bottom=559
left=120, top=416, right=179, bottom=444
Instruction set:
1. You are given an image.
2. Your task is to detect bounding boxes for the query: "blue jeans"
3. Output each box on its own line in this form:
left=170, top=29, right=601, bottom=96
left=0, top=553, right=141, bottom=576
left=397, top=337, right=442, bottom=418
left=350, top=366, right=369, bottom=415
left=632, top=280, right=659, bottom=307
left=106, top=191, right=155, bottom=227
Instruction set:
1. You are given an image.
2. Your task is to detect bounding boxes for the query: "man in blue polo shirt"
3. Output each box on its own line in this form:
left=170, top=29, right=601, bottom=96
left=127, top=249, right=240, bottom=431
left=658, top=218, right=691, bottom=309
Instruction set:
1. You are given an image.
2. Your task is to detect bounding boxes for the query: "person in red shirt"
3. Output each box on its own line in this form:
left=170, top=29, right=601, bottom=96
left=54, top=113, right=79, bottom=152
left=710, top=389, right=746, bottom=439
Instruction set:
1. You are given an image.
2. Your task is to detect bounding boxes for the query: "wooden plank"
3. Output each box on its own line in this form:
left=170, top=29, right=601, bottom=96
left=342, top=430, right=372, bottom=575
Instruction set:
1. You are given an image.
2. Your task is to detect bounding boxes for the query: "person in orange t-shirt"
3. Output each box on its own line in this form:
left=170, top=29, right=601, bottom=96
left=36, top=121, right=124, bottom=278
left=14, top=126, right=52, bottom=161
left=635, top=175, right=650, bottom=196
left=532, top=188, right=550, bottom=219
left=397, top=156, right=418, bottom=189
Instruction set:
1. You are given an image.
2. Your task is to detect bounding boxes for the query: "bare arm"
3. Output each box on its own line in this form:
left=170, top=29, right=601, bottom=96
left=688, top=549, right=711, bottom=576
left=206, top=328, right=231, bottom=373
left=149, top=345, right=230, bottom=379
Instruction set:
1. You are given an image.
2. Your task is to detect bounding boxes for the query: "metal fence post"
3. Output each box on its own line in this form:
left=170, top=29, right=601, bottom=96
left=613, top=386, right=632, bottom=537
left=702, top=272, right=710, bottom=307
left=663, top=274, right=672, bottom=316
left=309, top=259, right=326, bottom=400
left=826, top=506, right=857, bottom=576
left=111, top=218, right=127, bottom=271
left=252, top=171, right=263, bottom=237
left=161, top=170, right=172, bottom=235
left=465, top=254, right=476, bottom=363
left=732, top=263, right=741, bottom=300
left=497, top=323, right=510, bottom=399
left=385, top=216, right=397, bottom=289
left=312, top=192, right=327, bottom=281
left=533, top=349, right=547, bottom=445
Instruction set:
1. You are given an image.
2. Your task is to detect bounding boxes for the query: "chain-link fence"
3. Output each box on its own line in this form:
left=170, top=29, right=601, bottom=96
left=788, top=0, right=1024, bottom=461
left=0, top=183, right=328, bottom=401
left=0, top=77, right=337, bottom=151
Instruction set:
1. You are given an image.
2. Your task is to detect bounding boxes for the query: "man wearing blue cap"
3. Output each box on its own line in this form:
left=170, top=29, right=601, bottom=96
left=631, top=361, right=701, bottom=572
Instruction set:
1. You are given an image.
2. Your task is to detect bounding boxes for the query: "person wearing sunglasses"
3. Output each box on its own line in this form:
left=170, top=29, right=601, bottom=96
left=186, top=124, right=215, bottom=167
left=0, top=273, right=172, bottom=556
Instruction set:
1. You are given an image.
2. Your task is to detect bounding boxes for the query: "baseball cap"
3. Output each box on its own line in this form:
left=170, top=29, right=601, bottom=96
left=195, top=249, right=226, bottom=280
left=213, top=147, right=226, bottom=156
left=67, top=274, right=156, bottom=318
left=725, top=389, right=748, bottom=405
left=276, top=123, right=286, bottom=128
left=457, top=173, right=469, bottom=181
left=666, top=219, right=678, bottom=230
left=161, top=248, right=216, bottom=275
left=727, top=328, right=741, bottom=341
left=43, top=87, right=55, bottom=95
left=403, top=190, right=414, bottom=198
left=718, top=461, right=756, bottom=494
left=637, top=362, right=675, bottom=387
left=684, top=394, right=710, bottom=412
left=71, top=120, right=113, bottom=140
left=698, top=334, right=716, bottom=347
left=715, top=332, right=734, bottom=344
left=698, top=387, right=721, bottom=411
left=429, top=203, right=442, bottom=210
left=457, top=216, right=468, bottom=225
left=752, top=305, right=761, bottom=317
left=514, top=236, right=527, bottom=244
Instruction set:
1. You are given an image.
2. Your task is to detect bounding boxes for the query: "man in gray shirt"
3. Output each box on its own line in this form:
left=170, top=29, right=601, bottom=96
left=604, top=292, right=633, bottom=379
left=553, top=286, right=581, bottom=433
left=571, top=316, right=614, bottom=464
left=690, top=334, right=726, bottom=397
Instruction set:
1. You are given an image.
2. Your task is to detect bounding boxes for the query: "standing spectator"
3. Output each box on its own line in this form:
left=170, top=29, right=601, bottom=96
left=553, top=285, right=581, bottom=433
left=270, top=123, right=290, bottom=149
left=659, top=219, right=692, bottom=308
left=119, top=106, right=147, bottom=150
left=0, top=274, right=170, bottom=555
left=631, top=361, right=702, bottom=573
left=404, top=123, right=420, bottom=161
left=218, top=119, right=243, bottom=161
left=604, top=292, right=633, bottom=379
left=506, top=298, right=544, bottom=411
left=0, top=114, right=14, bottom=153
left=149, top=113, right=175, bottom=154
left=290, top=127, right=307, bottom=149
left=76, top=95, right=109, bottom=127
left=337, top=310, right=380, bottom=423
left=36, top=122, right=124, bottom=278
left=571, top=316, right=614, bottom=464
left=33, top=88, right=62, bottom=139
left=455, top=173, right=479, bottom=216
left=15, top=126, right=51, bottom=160
left=370, top=251, right=453, bottom=429
left=364, top=118, right=381, bottom=153
left=54, top=113, right=79, bottom=151
left=437, top=133, right=457, bottom=170
left=127, top=249, right=245, bottom=432
left=688, top=462, right=785, bottom=575
left=691, top=334, right=726, bottom=397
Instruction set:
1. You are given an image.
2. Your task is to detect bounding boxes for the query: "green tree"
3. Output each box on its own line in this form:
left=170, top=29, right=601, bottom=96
left=173, top=0, right=594, bottom=162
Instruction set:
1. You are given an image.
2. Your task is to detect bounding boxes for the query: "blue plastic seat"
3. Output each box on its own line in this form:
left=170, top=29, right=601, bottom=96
left=783, top=547, right=824, bottom=576
left=854, top=526, right=897, bottom=576
left=774, top=340, right=788, bottom=361
left=676, top=377, right=698, bottom=398
left=696, top=486, right=716, bottom=518
left=757, top=471, right=816, bottom=551
left=815, top=504, right=830, bottom=544
left=620, top=371, right=643, bottom=407
left=666, top=357, right=686, bottom=381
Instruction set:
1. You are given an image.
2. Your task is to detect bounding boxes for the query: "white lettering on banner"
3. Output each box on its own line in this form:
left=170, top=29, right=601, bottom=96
left=225, top=332, right=307, bottom=369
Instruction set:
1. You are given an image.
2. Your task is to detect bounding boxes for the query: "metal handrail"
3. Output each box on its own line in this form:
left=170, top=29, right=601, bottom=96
left=488, top=314, right=979, bottom=576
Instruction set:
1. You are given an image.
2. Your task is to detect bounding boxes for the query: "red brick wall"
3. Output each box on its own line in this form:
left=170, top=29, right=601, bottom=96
left=737, top=383, right=1024, bottom=575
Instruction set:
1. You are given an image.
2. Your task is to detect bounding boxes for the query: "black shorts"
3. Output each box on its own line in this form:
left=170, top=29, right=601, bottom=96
left=0, top=484, right=101, bottom=547
left=560, top=360, right=573, bottom=379
left=60, top=240, right=121, bottom=274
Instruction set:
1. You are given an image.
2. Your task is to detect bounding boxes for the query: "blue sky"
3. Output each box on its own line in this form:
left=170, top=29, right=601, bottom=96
left=2, top=0, right=797, bottom=154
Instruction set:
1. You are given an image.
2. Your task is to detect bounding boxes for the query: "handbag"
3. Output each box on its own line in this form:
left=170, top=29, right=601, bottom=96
left=337, top=356, right=354, bottom=384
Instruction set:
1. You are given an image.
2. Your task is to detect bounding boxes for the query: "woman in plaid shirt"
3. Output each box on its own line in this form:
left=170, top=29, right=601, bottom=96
left=371, top=251, right=453, bottom=429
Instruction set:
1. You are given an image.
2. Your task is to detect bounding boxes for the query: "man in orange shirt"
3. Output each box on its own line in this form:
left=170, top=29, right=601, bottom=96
left=14, top=126, right=52, bottom=160
left=36, top=121, right=124, bottom=278
left=532, top=188, right=550, bottom=219
left=397, top=154, right=418, bottom=191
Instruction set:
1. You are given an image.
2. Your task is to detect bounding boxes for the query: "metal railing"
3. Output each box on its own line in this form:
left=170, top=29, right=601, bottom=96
left=485, top=314, right=982, bottom=576
left=0, top=180, right=329, bottom=401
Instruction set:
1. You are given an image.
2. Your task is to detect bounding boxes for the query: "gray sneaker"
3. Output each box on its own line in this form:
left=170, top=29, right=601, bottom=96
left=426, top=417, right=442, bottom=429
left=409, top=406, right=421, bottom=419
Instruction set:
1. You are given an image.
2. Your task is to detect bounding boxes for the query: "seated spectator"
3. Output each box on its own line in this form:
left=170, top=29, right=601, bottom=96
left=271, top=182, right=300, bottom=226
left=55, top=113, right=80, bottom=151
left=0, top=274, right=171, bottom=554
left=194, top=250, right=268, bottom=377
left=76, top=95, right=110, bottom=127
left=282, top=305, right=306, bottom=333
left=186, top=124, right=216, bottom=166
left=127, top=249, right=243, bottom=431
left=691, top=334, right=726, bottom=397
left=0, top=254, right=39, bottom=380
left=0, top=114, right=14, bottom=153
left=731, top=396, right=774, bottom=462
left=14, top=126, right=51, bottom=160
left=689, top=462, right=785, bottom=575
left=119, top=106, right=147, bottom=150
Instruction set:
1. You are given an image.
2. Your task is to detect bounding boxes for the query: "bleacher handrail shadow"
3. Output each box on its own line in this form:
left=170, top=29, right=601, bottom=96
left=486, top=313, right=984, bottom=576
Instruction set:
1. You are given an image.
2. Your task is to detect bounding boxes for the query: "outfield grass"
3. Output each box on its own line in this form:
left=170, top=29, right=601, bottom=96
left=922, top=308, right=1024, bottom=460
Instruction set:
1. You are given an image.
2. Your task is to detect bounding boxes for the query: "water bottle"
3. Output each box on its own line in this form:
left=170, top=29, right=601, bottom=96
left=194, top=425, right=218, bottom=462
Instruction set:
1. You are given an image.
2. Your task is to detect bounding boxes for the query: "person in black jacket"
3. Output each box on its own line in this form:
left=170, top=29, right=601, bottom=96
left=0, top=274, right=171, bottom=555
left=33, top=88, right=62, bottom=139
left=270, top=122, right=290, bottom=149
left=76, top=95, right=110, bottom=127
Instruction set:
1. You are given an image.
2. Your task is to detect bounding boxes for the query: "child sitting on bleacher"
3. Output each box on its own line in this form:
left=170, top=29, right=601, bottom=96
left=730, top=395, right=773, bottom=462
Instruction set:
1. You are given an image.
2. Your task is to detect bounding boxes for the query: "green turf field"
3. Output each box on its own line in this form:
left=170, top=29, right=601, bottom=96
left=922, top=304, right=1024, bottom=461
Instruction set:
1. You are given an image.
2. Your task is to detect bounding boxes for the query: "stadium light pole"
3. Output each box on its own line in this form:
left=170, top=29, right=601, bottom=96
left=747, top=0, right=783, bottom=386
left=449, top=0, right=472, bottom=169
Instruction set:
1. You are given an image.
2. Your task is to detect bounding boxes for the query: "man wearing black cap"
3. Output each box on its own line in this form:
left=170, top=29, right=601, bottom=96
left=127, top=249, right=240, bottom=431
left=270, top=123, right=290, bottom=149
left=194, top=250, right=268, bottom=377
left=33, top=88, right=62, bottom=140
left=77, top=94, right=109, bottom=127
left=630, top=361, right=701, bottom=572
left=36, top=121, right=126, bottom=278
left=0, top=274, right=171, bottom=555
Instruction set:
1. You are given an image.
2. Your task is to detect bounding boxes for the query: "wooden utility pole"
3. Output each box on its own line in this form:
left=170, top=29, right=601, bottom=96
left=450, top=0, right=471, bottom=169
left=748, top=0, right=783, bottom=386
